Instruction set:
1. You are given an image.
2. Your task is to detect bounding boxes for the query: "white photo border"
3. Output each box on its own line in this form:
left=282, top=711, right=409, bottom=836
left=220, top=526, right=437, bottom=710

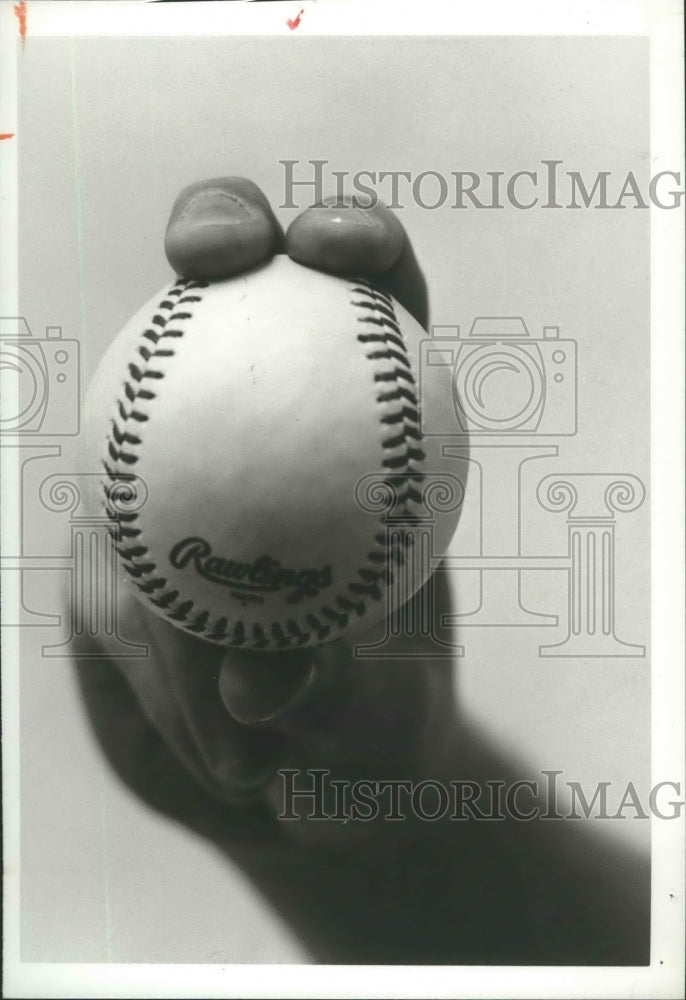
left=1, top=1, right=683, bottom=997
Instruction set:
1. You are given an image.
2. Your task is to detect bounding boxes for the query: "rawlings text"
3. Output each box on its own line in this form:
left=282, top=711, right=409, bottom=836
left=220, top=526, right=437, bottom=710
left=169, top=537, right=332, bottom=603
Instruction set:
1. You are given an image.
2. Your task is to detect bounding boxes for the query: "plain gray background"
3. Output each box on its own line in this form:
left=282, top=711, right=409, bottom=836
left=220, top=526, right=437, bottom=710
left=18, top=35, right=650, bottom=962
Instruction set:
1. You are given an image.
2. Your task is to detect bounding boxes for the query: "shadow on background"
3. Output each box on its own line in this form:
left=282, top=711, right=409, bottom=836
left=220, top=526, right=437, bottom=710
left=74, top=569, right=650, bottom=966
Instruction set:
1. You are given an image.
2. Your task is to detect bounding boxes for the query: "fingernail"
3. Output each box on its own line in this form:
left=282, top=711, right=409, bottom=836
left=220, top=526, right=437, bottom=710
left=314, top=198, right=381, bottom=227
left=286, top=202, right=404, bottom=275
left=175, top=188, right=257, bottom=228
left=165, top=193, right=273, bottom=279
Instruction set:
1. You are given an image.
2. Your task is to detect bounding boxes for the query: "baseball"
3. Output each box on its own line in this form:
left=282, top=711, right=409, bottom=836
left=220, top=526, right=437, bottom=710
left=82, top=254, right=462, bottom=650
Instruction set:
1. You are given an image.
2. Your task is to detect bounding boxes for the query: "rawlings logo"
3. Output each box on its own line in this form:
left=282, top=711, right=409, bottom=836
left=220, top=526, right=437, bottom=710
left=168, top=536, right=332, bottom=604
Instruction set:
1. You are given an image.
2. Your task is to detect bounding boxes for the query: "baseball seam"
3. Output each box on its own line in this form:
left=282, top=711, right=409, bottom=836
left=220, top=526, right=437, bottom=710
left=103, top=273, right=425, bottom=649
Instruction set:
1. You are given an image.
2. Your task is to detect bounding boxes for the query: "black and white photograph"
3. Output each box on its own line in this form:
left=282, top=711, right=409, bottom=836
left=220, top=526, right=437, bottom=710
left=1, top=1, right=684, bottom=997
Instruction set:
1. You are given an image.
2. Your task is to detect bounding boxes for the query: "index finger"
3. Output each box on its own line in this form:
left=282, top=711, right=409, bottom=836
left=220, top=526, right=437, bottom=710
left=286, top=197, right=429, bottom=327
left=165, top=176, right=285, bottom=280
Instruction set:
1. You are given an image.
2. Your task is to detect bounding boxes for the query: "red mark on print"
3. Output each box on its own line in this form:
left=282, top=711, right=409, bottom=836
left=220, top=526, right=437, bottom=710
left=0, top=134, right=16, bottom=141
left=14, top=1, right=27, bottom=47
left=287, top=8, right=304, bottom=30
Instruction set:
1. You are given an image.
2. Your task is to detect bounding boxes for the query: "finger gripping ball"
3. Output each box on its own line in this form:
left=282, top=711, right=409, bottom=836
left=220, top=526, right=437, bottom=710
left=83, top=255, right=461, bottom=650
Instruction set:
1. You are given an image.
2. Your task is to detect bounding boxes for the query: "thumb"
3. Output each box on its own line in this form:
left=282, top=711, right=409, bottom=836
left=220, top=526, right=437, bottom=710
left=217, top=638, right=426, bottom=768
left=217, top=646, right=320, bottom=726
left=217, top=643, right=353, bottom=741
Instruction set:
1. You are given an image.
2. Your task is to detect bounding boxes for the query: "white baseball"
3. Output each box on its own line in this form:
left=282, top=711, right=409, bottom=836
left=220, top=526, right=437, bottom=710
left=82, top=255, right=461, bottom=650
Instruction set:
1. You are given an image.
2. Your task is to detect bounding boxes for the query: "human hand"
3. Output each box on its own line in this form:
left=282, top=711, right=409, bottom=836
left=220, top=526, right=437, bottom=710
left=71, top=179, right=649, bottom=965
left=74, top=177, right=461, bottom=839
